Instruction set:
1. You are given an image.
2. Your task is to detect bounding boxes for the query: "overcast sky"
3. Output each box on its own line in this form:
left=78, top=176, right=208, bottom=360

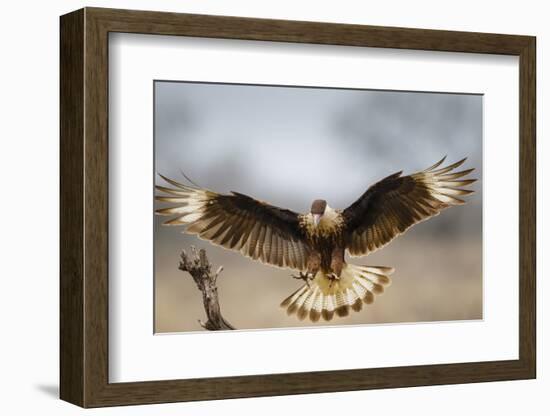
left=154, top=81, right=481, bottom=215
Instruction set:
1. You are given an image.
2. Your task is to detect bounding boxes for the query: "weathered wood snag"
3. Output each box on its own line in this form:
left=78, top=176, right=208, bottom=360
left=178, top=247, right=235, bottom=330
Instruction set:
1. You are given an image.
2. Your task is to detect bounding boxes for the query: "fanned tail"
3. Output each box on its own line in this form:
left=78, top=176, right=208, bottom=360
left=280, top=264, right=394, bottom=322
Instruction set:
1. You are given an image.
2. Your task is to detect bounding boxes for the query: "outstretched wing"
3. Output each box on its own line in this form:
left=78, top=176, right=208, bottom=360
left=155, top=175, right=309, bottom=271
left=342, top=157, right=477, bottom=257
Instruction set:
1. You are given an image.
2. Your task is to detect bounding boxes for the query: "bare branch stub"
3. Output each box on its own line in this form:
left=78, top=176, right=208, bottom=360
left=178, top=247, right=235, bottom=330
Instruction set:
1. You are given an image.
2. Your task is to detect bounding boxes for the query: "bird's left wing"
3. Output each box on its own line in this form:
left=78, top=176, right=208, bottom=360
left=155, top=175, right=309, bottom=271
left=342, top=157, right=477, bottom=257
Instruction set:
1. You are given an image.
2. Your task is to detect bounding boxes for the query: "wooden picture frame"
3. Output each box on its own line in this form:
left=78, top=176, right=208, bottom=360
left=60, top=7, right=536, bottom=408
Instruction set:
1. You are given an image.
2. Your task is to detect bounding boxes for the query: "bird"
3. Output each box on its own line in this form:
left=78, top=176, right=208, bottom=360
left=155, top=156, right=476, bottom=322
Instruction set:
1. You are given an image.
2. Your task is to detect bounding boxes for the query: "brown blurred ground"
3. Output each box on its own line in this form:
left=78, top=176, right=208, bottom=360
left=155, top=219, right=482, bottom=333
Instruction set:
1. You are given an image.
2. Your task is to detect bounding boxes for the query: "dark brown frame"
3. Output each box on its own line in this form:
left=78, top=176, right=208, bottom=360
left=60, top=7, right=536, bottom=408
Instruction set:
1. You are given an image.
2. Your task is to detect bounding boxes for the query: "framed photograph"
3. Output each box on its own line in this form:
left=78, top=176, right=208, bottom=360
left=60, top=7, right=536, bottom=408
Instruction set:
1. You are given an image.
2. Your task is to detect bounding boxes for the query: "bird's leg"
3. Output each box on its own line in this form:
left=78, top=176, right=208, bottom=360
left=330, top=248, right=344, bottom=277
left=326, top=272, right=340, bottom=289
left=291, top=271, right=315, bottom=287
left=328, top=247, right=344, bottom=288
left=326, top=272, right=340, bottom=280
left=302, top=252, right=321, bottom=288
left=291, top=253, right=320, bottom=287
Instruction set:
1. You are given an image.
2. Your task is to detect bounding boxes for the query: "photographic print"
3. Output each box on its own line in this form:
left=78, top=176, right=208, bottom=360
left=154, top=81, right=482, bottom=333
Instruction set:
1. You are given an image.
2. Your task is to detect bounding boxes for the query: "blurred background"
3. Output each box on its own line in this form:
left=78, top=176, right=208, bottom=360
left=154, top=81, right=482, bottom=333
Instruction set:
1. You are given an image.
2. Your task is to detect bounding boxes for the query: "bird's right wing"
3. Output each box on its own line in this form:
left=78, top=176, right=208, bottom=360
left=155, top=175, right=309, bottom=271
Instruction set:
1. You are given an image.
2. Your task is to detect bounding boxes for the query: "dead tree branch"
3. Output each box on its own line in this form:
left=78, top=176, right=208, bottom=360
left=178, top=247, right=235, bottom=331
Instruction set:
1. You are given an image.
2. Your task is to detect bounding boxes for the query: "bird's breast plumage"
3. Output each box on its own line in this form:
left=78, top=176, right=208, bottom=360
left=300, top=206, right=345, bottom=245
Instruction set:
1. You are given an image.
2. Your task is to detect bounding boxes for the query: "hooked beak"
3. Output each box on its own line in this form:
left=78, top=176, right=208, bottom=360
left=313, top=214, right=322, bottom=227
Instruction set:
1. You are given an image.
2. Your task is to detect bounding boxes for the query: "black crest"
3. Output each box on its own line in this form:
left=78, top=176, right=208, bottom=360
left=310, top=199, right=327, bottom=215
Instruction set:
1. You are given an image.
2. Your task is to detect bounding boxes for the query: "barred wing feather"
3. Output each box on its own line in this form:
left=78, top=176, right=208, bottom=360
left=155, top=175, right=309, bottom=271
left=343, top=157, right=477, bottom=256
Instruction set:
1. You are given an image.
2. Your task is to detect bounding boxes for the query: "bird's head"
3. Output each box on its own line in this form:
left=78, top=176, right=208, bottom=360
left=310, top=199, right=327, bottom=227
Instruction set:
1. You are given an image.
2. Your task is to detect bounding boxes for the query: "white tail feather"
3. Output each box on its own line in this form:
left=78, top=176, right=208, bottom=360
left=281, top=264, right=394, bottom=322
